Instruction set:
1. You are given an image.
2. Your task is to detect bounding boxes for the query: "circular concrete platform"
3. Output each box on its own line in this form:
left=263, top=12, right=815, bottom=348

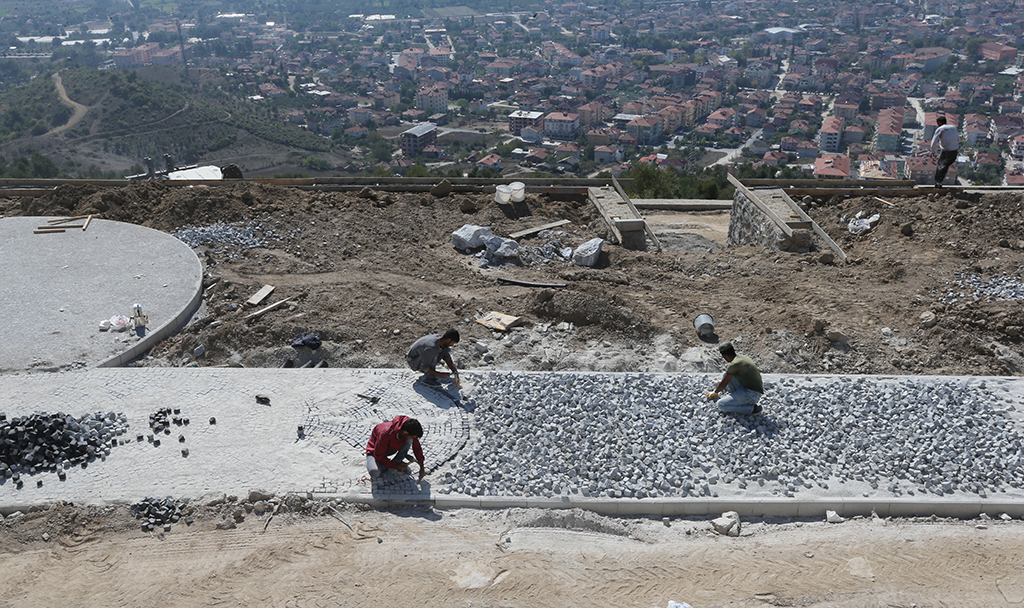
left=0, top=217, right=202, bottom=372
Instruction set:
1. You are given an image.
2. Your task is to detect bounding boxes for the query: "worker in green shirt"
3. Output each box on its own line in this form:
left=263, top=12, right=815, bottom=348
left=707, top=342, right=763, bottom=415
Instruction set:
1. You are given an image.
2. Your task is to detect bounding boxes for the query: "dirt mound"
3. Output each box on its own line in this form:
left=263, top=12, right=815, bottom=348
left=2, top=183, right=1023, bottom=376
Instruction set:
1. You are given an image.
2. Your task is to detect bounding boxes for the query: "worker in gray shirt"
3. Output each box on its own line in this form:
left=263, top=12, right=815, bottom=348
left=930, top=115, right=959, bottom=188
left=406, top=329, right=460, bottom=385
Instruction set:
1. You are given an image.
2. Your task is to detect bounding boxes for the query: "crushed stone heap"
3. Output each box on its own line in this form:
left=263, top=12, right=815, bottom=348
left=442, top=373, right=1023, bottom=500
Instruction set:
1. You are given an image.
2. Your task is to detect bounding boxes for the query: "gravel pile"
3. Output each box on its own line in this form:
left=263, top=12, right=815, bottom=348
left=441, top=373, right=1024, bottom=499
left=0, top=411, right=129, bottom=487
left=172, top=220, right=268, bottom=257
left=940, top=271, right=1024, bottom=305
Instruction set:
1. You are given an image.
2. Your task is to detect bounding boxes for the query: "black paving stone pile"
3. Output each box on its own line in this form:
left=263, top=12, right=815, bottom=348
left=0, top=411, right=129, bottom=485
left=131, top=496, right=183, bottom=532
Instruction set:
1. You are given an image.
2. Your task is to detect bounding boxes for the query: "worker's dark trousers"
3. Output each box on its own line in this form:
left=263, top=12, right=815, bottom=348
left=934, top=150, right=957, bottom=186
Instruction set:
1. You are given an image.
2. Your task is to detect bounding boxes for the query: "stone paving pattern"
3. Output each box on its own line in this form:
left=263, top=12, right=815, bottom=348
left=1, top=368, right=1023, bottom=512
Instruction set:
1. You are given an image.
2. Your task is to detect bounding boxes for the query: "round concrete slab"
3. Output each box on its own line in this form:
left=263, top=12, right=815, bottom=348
left=0, top=217, right=202, bottom=372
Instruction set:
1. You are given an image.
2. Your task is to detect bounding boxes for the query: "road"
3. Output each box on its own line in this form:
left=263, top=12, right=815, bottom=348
left=712, top=128, right=764, bottom=166
left=47, top=72, right=89, bottom=136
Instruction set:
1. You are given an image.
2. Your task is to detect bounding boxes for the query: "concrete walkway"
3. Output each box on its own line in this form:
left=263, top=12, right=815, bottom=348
left=2, top=368, right=1022, bottom=520
left=0, top=217, right=203, bottom=372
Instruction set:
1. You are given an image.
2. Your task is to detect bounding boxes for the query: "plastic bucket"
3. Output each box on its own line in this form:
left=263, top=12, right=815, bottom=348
left=693, top=313, right=714, bottom=336
left=509, top=181, right=526, bottom=202
left=494, top=185, right=512, bottom=204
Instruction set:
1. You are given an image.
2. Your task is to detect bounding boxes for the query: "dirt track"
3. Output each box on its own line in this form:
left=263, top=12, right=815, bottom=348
left=1, top=502, right=1022, bottom=607
left=47, top=73, right=89, bottom=136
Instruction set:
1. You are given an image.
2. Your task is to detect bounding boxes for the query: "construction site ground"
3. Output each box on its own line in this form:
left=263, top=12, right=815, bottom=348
left=2, top=181, right=1024, bottom=607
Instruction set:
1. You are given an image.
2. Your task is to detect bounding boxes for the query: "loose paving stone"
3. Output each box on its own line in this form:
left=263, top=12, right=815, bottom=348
left=0, top=369, right=1022, bottom=510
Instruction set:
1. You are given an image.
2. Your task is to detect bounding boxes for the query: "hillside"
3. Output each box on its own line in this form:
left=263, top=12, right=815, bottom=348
left=0, top=67, right=345, bottom=179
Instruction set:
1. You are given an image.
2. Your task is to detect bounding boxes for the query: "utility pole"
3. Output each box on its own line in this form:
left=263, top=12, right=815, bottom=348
left=176, top=20, right=189, bottom=81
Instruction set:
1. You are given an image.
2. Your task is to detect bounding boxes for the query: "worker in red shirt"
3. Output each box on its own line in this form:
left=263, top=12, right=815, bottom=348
left=366, top=415, right=426, bottom=481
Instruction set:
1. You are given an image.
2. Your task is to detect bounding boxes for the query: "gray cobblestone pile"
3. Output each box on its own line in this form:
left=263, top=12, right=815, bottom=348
left=940, top=270, right=1024, bottom=304
left=131, top=496, right=182, bottom=532
left=440, top=373, right=1024, bottom=499
left=0, top=411, right=129, bottom=487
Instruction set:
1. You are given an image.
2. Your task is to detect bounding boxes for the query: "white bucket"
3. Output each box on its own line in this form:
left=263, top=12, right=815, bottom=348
left=494, top=185, right=512, bottom=204
left=509, top=181, right=526, bottom=202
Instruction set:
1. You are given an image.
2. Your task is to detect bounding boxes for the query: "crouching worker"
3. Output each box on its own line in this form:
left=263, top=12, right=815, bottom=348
left=406, top=328, right=460, bottom=386
left=707, top=342, right=763, bottom=415
left=366, top=415, right=426, bottom=481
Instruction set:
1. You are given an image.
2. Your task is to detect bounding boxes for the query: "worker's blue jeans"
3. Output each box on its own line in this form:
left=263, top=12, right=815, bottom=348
left=366, top=439, right=413, bottom=478
left=717, top=378, right=762, bottom=415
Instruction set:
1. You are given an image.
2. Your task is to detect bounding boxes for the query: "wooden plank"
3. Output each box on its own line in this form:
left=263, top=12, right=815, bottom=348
left=508, top=219, right=571, bottom=240
left=475, top=311, right=525, bottom=331
left=632, top=199, right=733, bottom=211
left=244, top=297, right=292, bottom=320
left=497, top=277, right=567, bottom=288
left=873, top=196, right=896, bottom=206
left=34, top=229, right=65, bottom=234
left=0, top=189, right=53, bottom=197
left=742, top=178, right=917, bottom=188
left=783, top=188, right=923, bottom=197
left=772, top=188, right=848, bottom=263
left=246, top=284, right=276, bottom=306
left=48, top=215, right=90, bottom=224
left=38, top=224, right=84, bottom=230
left=588, top=187, right=625, bottom=245
left=610, top=175, right=659, bottom=250
left=82, top=215, right=93, bottom=231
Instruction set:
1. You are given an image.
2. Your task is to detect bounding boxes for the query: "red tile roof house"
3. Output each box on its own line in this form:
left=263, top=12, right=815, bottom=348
left=763, top=150, right=788, bottom=166
left=476, top=153, right=502, bottom=170
left=814, top=154, right=851, bottom=179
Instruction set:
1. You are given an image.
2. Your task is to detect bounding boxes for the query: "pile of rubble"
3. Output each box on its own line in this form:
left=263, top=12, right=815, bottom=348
left=451, top=224, right=603, bottom=268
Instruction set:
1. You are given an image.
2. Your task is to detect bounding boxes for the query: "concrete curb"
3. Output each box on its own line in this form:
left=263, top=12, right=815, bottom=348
left=332, top=494, right=1024, bottom=519
left=95, top=263, right=203, bottom=368
left=5, top=495, right=1020, bottom=521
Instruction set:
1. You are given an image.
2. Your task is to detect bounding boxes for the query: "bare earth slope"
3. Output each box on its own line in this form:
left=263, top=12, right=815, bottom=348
left=3, top=182, right=1021, bottom=376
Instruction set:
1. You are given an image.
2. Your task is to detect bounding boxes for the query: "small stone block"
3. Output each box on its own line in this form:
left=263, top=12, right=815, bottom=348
left=209, top=417, right=216, bottom=425
left=153, top=439, right=161, bottom=447
left=178, top=435, right=185, bottom=443
left=181, top=448, right=189, bottom=457
left=255, top=395, right=270, bottom=405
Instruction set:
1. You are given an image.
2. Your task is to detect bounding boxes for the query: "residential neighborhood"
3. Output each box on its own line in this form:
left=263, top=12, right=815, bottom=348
left=3, top=0, right=1024, bottom=185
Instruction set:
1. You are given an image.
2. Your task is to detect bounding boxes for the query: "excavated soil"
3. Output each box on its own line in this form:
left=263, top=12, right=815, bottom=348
left=4, top=182, right=1024, bottom=606
left=3, top=181, right=1023, bottom=376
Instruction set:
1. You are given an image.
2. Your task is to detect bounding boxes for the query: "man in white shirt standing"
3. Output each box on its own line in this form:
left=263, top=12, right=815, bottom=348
left=930, top=115, right=959, bottom=188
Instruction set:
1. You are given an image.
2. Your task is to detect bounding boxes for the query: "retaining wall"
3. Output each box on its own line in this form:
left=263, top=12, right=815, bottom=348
left=727, top=189, right=813, bottom=253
